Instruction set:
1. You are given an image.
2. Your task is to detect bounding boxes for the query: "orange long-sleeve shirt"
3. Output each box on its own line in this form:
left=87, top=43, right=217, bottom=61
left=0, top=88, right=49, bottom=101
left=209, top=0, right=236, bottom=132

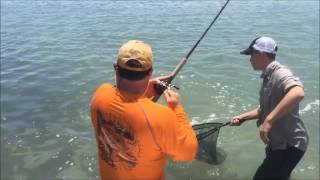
left=90, top=84, right=198, bottom=180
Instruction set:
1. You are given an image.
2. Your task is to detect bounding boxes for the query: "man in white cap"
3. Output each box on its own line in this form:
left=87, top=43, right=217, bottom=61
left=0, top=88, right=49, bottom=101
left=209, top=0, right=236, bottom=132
left=230, top=37, right=309, bottom=180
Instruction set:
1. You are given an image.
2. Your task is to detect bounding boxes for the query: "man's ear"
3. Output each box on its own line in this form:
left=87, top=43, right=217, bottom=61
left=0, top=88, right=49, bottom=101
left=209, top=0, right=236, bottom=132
left=113, top=63, right=119, bottom=74
left=148, top=68, right=153, bottom=75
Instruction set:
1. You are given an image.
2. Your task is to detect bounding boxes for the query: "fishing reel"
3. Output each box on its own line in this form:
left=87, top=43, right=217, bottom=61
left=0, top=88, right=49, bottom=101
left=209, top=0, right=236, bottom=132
left=154, top=80, right=179, bottom=95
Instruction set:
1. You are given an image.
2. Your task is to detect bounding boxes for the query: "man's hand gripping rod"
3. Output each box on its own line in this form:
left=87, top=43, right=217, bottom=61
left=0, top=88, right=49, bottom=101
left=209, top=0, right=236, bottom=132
left=152, top=0, right=231, bottom=102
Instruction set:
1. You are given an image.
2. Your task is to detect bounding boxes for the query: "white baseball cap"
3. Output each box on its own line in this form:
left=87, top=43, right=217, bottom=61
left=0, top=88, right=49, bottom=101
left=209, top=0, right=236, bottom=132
left=240, top=36, right=278, bottom=55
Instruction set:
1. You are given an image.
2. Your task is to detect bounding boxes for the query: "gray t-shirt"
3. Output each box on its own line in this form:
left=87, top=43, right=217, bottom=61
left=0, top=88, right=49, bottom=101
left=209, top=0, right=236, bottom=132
left=258, top=61, right=308, bottom=151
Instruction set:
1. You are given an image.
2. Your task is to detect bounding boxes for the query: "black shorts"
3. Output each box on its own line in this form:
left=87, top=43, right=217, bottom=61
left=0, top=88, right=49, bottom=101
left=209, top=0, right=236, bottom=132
left=253, top=146, right=305, bottom=180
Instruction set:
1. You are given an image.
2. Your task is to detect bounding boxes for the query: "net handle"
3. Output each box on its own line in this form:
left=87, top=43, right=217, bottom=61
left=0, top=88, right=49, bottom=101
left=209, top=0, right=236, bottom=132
left=196, top=122, right=230, bottom=140
left=195, top=116, right=249, bottom=140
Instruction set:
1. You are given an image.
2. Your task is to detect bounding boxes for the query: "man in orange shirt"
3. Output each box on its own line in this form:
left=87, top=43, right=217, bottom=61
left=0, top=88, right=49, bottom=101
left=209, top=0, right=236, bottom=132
left=91, top=40, right=198, bottom=180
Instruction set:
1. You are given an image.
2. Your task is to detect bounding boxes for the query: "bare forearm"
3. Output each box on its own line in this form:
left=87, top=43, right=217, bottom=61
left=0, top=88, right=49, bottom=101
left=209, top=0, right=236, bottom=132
left=240, top=107, right=261, bottom=120
left=230, top=107, right=260, bottom=126
left=265, top=86, right=304, bottom=124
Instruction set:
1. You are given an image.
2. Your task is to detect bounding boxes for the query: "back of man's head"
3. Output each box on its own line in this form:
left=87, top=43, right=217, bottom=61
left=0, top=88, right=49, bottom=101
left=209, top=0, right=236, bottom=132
left=116, top=40, right=153, bottom=81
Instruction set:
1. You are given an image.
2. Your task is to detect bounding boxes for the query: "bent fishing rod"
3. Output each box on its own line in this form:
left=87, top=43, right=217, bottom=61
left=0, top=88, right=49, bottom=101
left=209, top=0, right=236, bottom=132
left=152, top=0, right=231, bottom=102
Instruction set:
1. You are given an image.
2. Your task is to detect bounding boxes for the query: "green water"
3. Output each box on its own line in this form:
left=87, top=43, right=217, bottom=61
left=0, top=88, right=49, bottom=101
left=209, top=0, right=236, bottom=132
left=1, top=0, right=319, bottom=179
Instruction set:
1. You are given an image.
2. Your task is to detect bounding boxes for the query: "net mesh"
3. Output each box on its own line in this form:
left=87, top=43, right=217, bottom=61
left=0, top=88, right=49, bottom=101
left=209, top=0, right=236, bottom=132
left=192, top=122, right=225, bottom=164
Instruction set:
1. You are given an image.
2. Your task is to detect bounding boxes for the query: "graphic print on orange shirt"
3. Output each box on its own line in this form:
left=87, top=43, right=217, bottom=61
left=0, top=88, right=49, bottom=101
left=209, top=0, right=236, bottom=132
left=96, top=110, right=141, bottom=169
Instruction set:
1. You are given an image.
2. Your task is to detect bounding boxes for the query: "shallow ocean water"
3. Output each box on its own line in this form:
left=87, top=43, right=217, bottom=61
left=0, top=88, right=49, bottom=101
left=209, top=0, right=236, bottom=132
left=1, top=0, right=319, bottom=179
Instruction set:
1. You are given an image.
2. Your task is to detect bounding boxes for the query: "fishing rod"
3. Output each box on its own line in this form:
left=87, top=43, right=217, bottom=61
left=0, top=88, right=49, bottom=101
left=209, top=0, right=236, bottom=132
left=152, top=0, right=231, bottom=102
